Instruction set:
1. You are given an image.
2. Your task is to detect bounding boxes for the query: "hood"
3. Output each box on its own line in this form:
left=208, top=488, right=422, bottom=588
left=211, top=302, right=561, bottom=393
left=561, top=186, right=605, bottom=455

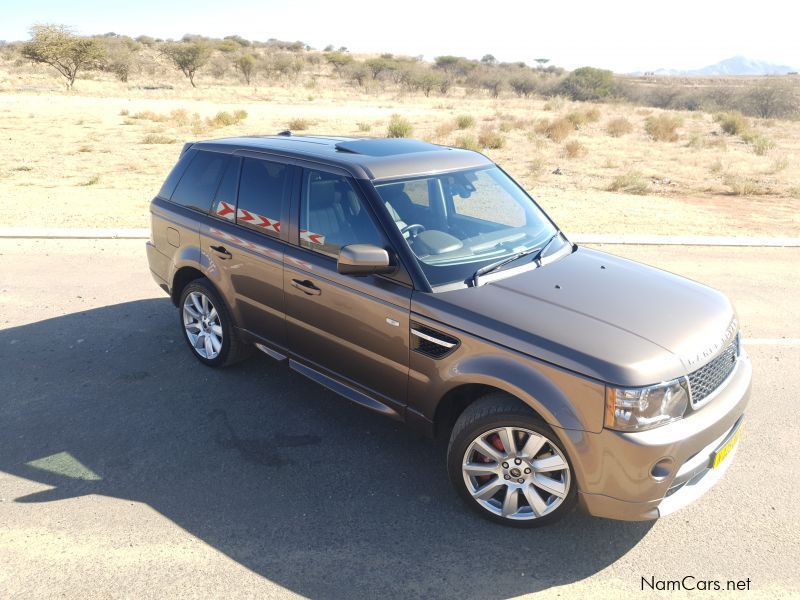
left=412, top=248, right=736, bottom=386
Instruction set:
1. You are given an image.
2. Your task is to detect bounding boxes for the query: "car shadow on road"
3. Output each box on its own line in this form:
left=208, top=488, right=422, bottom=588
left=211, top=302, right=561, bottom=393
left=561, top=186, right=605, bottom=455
left=0, top=299, right=653, bottom=599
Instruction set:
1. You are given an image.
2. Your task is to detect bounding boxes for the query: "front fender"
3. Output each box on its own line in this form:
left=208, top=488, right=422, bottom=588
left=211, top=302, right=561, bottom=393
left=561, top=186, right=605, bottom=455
left=449, top=353, right=605, bottom=433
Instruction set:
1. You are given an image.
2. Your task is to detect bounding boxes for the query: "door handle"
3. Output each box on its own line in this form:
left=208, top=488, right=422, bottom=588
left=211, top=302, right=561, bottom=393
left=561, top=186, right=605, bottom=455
left=291, top=278, right=321, bottom=295
left=209, top=245, right=232, bottom=259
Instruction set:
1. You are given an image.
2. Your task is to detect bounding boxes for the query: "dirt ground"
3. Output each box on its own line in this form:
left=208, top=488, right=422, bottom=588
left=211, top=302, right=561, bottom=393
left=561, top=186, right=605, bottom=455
left=1, top=79, right=799, bottom=235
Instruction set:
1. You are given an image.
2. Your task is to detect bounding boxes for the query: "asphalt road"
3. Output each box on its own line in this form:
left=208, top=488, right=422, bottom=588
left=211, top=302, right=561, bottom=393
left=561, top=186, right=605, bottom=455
left=1, top=240, right=798, bottom=599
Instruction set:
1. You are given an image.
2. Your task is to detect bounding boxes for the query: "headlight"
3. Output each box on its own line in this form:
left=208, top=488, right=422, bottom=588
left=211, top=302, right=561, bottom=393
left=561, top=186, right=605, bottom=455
left=605, top=379, right=689, bottom=432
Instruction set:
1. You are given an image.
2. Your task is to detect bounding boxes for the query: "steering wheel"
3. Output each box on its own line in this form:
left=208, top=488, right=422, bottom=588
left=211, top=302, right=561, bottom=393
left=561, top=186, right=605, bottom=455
left=400, top=224, right=426, bottom=237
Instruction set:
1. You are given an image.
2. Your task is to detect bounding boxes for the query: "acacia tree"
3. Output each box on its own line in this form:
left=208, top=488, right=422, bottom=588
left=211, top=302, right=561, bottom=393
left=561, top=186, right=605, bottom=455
left=234, top=53, right=256, bottom=84
left=22, top=24, right=106, bottom=89
left=161, top=41, right=211, bottom=87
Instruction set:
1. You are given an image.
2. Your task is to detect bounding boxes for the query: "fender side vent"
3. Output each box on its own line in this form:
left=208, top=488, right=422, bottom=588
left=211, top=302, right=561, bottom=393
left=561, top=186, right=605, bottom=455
left=411, top=323, right=459, bottom=359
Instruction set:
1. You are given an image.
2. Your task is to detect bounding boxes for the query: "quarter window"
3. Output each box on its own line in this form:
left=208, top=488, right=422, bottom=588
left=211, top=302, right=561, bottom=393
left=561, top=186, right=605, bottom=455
left=210, top=157, right=241, bottom=221
left=299, top=170, right=386, bottom=258
left=170, top=150, right=228, bottom=211
left=236, top=158, right=290, bottom=236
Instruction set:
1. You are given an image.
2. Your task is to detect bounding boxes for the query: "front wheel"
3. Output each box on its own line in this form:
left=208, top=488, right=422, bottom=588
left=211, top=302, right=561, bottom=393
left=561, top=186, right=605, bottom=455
left=447, top=394, right=577, bottom=527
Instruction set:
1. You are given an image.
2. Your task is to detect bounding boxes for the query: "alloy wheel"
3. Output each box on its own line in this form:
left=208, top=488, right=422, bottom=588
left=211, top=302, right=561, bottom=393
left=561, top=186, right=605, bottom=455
left=461, top=426, right=571, bottom=521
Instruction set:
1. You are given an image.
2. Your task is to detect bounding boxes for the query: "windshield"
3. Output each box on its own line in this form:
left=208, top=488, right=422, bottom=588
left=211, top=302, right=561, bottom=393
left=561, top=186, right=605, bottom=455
left=374, top=166, right=562, bottom=286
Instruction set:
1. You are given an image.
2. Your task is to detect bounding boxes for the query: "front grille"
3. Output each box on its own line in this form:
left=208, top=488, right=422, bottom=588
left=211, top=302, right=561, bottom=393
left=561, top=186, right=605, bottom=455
left=687, top=336, right=738, bottom=406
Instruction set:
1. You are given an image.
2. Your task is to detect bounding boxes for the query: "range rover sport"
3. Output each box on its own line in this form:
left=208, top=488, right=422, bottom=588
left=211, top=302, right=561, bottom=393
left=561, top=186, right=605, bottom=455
left=146, top=134, right=751, bottom=527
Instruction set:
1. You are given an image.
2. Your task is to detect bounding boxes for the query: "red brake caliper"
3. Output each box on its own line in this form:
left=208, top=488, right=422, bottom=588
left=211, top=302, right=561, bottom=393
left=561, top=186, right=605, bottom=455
left=476, top=433, right=505, bottom=484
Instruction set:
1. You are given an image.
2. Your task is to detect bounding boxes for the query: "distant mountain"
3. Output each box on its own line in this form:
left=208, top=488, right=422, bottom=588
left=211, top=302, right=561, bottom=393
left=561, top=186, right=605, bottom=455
left=637, top=56, right=797, bottom=76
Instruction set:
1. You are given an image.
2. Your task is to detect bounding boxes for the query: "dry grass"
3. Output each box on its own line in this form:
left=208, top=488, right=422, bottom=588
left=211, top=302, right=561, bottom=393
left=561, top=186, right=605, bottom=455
left=563, top=140, right=587, bottom=158
left=535, top=117, right=574, bottom=142
left=607, top=171, right=649, bottom=194
left=454, top=135, right=480, bottom=151
left=288, top=117, right=312, bottom=131
left=723, top=174, right=769, bottom=196
left=141, top=134, right=177, bottom=144
left=0, top=62, right=798, bottom=237
left=645, top=114, right=683, bottom=142
left=478, top=128, right=505, bottom=149
left=606, top=117, right=633, bottom=137
left=455, top=114, right=475, bottom=129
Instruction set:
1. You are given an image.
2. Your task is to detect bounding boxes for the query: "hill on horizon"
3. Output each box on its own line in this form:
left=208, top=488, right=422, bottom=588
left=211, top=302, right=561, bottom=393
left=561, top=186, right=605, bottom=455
left=636, top=56, right=797, bottom=76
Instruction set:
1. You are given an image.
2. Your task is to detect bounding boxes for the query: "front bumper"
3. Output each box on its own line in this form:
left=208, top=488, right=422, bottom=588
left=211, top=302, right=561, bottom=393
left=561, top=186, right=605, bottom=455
left=566, top=350, right=751, bottom=521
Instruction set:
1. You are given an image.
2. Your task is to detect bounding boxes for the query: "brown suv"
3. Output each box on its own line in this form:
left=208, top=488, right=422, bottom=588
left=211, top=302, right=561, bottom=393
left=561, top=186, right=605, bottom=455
left=146, top=135, right=750, bottom=527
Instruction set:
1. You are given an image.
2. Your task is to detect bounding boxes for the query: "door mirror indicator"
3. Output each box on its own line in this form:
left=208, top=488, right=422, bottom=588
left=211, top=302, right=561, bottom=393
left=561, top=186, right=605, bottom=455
left=337, top=244, right=395, bottom=276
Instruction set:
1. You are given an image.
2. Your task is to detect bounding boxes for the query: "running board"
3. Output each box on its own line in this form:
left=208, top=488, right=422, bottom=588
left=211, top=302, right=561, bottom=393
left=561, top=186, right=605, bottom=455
left=289, top=359, right=401, bottom=419
left=255, top=343, right=287, bottom=361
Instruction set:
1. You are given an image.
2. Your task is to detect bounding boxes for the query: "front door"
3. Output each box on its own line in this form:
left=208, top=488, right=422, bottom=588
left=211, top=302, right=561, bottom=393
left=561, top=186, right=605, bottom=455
left=283, top=168, right=411, bottom=413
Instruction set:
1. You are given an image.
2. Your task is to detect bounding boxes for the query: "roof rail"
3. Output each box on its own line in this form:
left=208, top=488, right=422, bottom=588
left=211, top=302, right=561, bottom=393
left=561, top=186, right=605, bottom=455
left=276, top=130, right=292, bottom=136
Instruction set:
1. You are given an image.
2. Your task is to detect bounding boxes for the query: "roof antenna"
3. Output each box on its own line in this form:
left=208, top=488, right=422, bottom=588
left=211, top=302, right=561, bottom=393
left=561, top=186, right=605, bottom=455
left=277, top=130, right=292, bottom=136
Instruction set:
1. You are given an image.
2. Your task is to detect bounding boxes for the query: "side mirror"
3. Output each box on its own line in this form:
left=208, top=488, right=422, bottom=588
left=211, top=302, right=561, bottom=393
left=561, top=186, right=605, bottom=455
left=337, top=244, right=395, bottom=276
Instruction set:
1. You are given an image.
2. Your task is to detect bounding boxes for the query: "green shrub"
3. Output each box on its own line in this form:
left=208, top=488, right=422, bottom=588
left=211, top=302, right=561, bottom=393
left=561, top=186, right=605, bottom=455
left=644, top=114, right=682, bottom=142
left=454, top=135, right=480, bottom=151
left=605, top=117, right=633, bottom=137
left=141, top=134, right=176, bottom=144
left=356, top=121, right=372, bottom=132
left=714, top=112, right=749, bottom=135
left=208, top=110, right=247, bottom=128
left=455, top=114, right=475, bottom=129
left=386, top=114, right=413, bottom=138
left=741, top=132, right=775, bottom=156
left=478, top=128, right=505, bottom=149
left=607, top=171, right=649, bottom=194
left=559, top=66, right=615, bottom=101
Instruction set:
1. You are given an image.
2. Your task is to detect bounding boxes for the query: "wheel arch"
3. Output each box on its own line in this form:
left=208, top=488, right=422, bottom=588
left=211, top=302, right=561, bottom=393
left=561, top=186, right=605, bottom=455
left=430, top=353, right=603, bottom=438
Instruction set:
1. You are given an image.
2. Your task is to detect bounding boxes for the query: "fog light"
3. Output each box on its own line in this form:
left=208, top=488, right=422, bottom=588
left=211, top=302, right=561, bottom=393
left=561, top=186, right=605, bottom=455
left=651, top=458, right=674, bottom=480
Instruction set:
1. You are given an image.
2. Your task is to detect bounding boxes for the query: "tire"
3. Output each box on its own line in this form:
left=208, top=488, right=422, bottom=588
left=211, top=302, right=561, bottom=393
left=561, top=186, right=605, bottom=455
left=447, top=393, right=577, bottom=528
left=178, top=278, right=251, bottom=367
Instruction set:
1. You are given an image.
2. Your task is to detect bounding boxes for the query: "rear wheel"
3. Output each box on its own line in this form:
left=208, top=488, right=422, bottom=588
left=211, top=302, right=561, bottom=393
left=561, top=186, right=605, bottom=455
left=447, top=394, right=577, bottom=527
left=179, top=278, right=250, bottom=367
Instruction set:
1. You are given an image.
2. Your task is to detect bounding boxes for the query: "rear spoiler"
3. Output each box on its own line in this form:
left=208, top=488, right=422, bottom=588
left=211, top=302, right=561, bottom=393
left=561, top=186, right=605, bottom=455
left=180, top=141, right=195, bottom=156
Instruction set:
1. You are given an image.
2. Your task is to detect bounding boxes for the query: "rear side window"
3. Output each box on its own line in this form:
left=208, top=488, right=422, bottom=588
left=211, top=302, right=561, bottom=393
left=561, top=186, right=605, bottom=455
left=170, top=150, right=229, bottom=211
left=235, top=158, right=290, bottom=236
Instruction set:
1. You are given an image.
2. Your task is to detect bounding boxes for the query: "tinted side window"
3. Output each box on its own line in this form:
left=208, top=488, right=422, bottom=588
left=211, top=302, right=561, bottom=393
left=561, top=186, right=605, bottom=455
left=236, top=158, right=289, bottom=236
left=171, top=151, right=228, bottom=211
left=300, top=170, right=386, bottom=258
left=158, top=149, right=196, bottom=200
left=210, top=157, right=241, bottom=221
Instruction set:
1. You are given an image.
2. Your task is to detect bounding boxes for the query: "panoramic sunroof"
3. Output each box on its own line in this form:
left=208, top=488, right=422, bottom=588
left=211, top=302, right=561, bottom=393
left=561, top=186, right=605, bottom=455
left=334, top=138, right=444, bottom=156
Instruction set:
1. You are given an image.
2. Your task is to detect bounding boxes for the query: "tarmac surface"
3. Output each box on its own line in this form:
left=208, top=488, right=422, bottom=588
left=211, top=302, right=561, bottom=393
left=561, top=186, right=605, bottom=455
left=1, top=239, right=798, bottom=599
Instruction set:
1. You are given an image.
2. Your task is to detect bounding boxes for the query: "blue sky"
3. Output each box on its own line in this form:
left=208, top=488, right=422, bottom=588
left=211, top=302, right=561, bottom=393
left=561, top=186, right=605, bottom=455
left=3, top=0, right=799, bottom=73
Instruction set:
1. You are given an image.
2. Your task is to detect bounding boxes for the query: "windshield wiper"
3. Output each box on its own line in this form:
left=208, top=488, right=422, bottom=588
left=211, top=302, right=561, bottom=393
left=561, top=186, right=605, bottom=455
left=471, top=232, right=561, bottom=287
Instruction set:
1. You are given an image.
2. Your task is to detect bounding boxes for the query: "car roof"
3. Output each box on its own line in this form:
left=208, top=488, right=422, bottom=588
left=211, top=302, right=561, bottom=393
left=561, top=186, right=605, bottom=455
left=189, top=134, right=494, bottom=181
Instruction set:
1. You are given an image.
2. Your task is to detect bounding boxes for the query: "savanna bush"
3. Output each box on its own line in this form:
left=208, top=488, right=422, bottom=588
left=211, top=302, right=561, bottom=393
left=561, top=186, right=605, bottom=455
left=387, top=114, right=413, bottom=138
left=714, top=112, right=749, bottom=135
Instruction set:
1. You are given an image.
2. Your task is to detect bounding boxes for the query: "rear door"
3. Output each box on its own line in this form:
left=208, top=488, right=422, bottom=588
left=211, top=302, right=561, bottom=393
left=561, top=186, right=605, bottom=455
left=283, top=168, right=412, bottom=414
left=200, top=155, right=297, bottom=353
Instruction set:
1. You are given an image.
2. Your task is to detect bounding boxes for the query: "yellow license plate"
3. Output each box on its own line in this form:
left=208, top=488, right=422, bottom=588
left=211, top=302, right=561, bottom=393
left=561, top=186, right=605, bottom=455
left=711, top=422, right=743, bottom=469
